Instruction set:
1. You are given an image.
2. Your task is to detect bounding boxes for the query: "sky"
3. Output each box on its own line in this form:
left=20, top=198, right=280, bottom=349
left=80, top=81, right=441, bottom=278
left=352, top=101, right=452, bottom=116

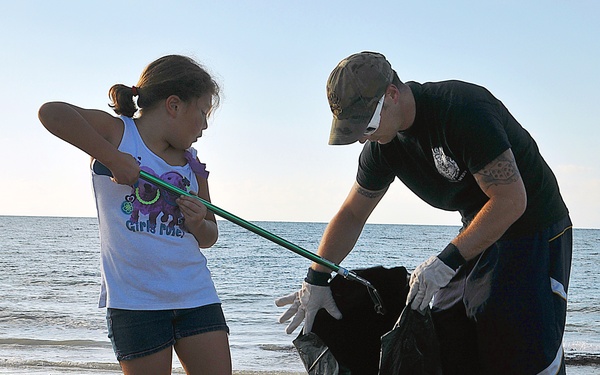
left=1, top=1, right=599, bottom=229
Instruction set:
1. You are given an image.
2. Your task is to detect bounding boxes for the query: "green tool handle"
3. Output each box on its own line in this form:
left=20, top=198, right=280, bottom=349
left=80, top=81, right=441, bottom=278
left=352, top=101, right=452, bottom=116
left=139, top=170, right=385, bottom=314
left=139, top=170, right=349, bottom=276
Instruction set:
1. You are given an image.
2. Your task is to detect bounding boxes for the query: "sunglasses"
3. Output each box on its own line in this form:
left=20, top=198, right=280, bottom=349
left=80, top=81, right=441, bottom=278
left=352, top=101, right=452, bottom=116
left=363, top=94, right=385, bottom=136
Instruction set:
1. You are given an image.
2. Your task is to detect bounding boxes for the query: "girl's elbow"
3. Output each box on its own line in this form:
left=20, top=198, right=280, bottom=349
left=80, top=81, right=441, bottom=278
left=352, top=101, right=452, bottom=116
left=38, top=102, right=53, bottom=125
left=197, top=221, right=218, bottom=248
left=38, top=102, right=63, bottom=129
left=198, top=237, right=218, bottom=249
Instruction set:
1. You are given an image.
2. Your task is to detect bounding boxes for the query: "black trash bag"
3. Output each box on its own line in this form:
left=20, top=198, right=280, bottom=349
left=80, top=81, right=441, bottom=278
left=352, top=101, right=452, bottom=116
left=293, top=332, right=341, bottom=374
left=300, top=266, right=409, bottom=375
left=379, top=305, right=443, bottom=375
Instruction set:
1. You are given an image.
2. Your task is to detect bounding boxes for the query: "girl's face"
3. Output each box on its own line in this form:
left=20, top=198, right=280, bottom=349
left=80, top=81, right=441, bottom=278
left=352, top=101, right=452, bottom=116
left=177, top=93, right=212, bottom=148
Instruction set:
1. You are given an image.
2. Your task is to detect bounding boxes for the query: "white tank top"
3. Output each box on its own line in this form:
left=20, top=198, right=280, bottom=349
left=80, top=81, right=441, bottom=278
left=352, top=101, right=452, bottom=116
left=92, top=116, right=220, bottom=309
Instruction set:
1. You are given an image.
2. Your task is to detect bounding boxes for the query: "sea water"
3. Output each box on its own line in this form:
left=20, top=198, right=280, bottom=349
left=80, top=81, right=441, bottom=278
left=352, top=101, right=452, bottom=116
left=0, top=216, right=598, bottom=373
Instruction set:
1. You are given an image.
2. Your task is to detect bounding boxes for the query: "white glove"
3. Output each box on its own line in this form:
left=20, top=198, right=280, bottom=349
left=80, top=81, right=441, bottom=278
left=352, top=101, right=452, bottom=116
left=406, top=255, right=457, bottom=311
left=275, top=281, right=342, bottom=334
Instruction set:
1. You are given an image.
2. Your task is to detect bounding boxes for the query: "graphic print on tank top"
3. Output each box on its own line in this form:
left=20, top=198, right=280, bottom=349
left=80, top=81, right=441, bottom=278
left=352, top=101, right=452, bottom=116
left=119, top=164, right=192, bottom=238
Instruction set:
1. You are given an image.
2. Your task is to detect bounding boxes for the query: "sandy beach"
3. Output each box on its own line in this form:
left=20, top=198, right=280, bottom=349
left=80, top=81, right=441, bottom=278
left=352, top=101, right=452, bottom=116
left=0, top=368, right=306, bottom=375
left=0, top=370, right=306, bottom=375
left=0, top=365, right=597, bottom=374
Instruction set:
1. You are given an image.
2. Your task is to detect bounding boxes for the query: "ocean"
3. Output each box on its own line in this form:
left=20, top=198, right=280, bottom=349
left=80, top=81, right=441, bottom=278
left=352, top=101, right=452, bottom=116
left=0, top=216, right=598, bottom=374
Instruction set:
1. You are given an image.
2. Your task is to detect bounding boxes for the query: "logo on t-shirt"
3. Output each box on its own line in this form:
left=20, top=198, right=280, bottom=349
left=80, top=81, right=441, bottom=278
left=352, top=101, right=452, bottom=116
left=121, top=166, right=191, bottom=237
left=432, top=147, right=466, bottom=181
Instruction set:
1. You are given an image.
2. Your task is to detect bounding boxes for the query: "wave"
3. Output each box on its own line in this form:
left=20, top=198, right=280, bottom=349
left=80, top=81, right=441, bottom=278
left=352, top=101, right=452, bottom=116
left=0, top=338, right=110, bottom=348
left=565, top=340, right=600, bottom=354
left=0, top=358, right=121, bottom=372
left=0, top=311, right=104, bottom=330
left=258, top=344, right=297, bottom=353
left=569, top=305, right=600, bottom=313
left=565, top=353, right=600, bottom=366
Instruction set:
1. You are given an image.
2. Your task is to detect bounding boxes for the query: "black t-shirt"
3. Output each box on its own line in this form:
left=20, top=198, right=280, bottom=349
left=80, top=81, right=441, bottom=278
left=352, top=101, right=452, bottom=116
left=357, top=80, right=568, bottom=238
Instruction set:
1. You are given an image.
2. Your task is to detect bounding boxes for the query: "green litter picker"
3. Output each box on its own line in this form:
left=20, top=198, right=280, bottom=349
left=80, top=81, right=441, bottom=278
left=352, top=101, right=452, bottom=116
left=139, top=170, right=385, bottom=315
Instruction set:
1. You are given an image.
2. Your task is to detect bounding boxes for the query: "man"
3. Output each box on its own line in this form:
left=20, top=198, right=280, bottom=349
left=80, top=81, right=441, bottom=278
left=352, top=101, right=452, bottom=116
left=276, top=51, right=572, bottom=374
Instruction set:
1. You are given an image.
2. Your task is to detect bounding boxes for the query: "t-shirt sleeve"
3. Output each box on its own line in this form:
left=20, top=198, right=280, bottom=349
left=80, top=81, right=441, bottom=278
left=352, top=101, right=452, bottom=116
left=185, top=147, right=209, bottom=179
left=448, top=101, right=512, bottom=174
left=356, top=142, right=395, bottom=190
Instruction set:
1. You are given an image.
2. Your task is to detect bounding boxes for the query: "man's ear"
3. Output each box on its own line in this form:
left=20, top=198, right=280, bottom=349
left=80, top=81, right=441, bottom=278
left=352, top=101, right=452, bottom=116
left=386, top=84, right=401, bottom=104
left=165, top=95, right=182, bottom=117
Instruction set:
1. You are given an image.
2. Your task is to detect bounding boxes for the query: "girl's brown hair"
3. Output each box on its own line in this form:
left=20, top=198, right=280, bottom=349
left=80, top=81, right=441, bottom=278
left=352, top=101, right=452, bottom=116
left=108, top=55, right=220, bottom=118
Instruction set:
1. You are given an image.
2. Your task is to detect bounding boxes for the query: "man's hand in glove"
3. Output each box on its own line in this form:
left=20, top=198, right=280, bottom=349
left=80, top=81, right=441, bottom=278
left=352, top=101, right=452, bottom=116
left=406, top=243, right=466, bottom=311
left=275, top=268, right=342, bottom=334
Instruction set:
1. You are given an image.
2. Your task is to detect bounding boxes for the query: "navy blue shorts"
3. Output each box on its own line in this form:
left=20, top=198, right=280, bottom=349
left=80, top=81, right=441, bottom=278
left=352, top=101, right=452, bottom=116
left=431, top=216, right=572, bottom=375
left=106, top=303, right=229, bottom=361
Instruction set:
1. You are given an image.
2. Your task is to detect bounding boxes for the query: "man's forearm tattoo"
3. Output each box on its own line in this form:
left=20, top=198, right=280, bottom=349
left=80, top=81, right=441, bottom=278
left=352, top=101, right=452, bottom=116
left=355, top=185, right=386, bottom=199
left=476, top=155, right=521, bottom=188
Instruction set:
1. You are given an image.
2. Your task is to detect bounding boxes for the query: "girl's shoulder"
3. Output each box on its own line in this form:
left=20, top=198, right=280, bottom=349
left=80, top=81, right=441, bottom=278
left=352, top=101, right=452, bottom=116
left=83, top=110, right=126, bottom=146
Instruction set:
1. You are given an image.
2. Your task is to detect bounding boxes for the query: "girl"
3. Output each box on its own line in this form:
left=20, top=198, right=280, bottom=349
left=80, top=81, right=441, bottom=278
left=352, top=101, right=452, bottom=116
left=38, top=55, right=232, bottom=375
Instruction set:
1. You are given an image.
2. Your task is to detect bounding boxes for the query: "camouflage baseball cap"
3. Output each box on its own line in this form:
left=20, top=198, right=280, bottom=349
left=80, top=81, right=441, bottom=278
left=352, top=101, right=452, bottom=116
left=327, top=51, right=393, bottom=145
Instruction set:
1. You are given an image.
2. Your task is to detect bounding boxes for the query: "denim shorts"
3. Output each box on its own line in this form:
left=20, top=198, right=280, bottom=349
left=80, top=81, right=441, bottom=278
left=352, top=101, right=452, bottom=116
left=106, top=303, right=229, bottom=361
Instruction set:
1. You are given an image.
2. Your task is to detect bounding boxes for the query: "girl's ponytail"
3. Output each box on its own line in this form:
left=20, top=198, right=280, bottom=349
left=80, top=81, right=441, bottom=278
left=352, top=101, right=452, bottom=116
left=108, top=84, right=138, bottom=117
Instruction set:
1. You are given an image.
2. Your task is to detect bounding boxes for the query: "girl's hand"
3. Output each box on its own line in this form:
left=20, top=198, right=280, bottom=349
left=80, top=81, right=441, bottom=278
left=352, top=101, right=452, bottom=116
left=177, top=191, right=218, bottom=248
left=107, top=152, right=140, bottom=186
left=177, top=191, right=208, bottom=230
